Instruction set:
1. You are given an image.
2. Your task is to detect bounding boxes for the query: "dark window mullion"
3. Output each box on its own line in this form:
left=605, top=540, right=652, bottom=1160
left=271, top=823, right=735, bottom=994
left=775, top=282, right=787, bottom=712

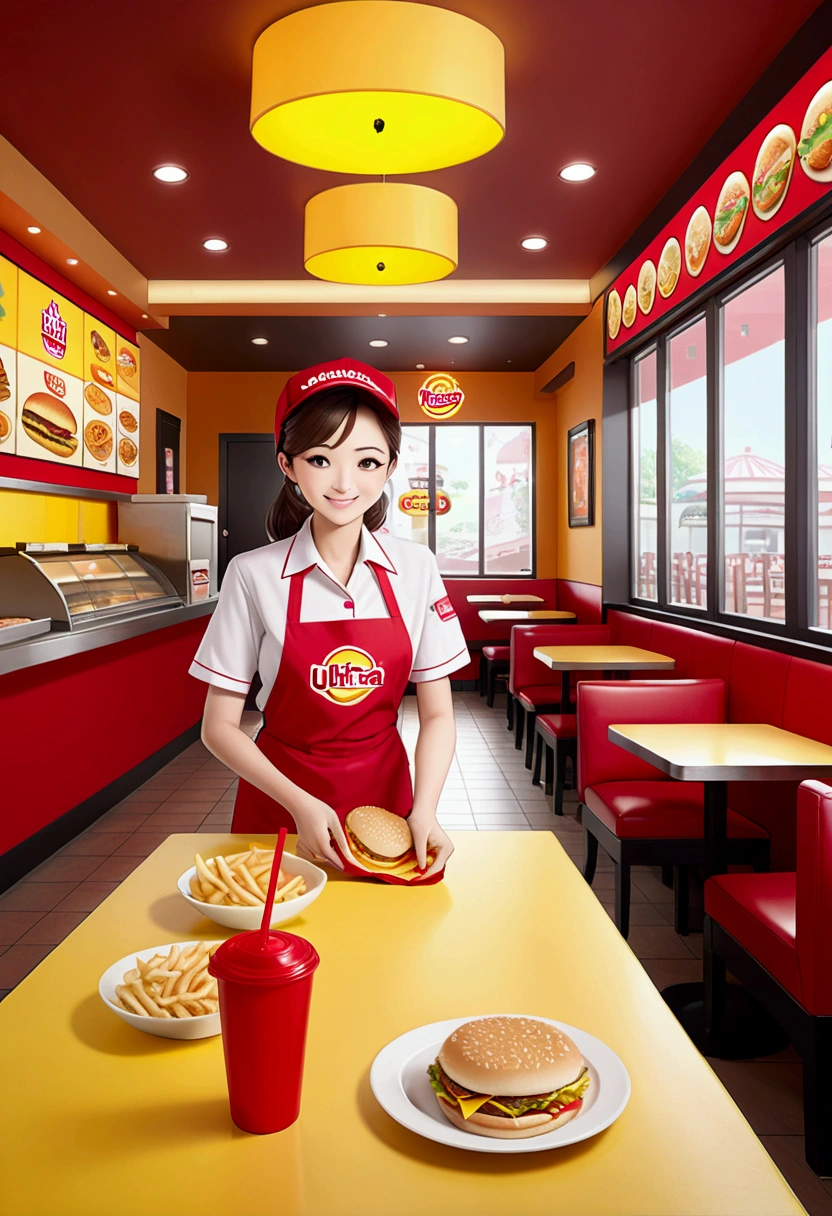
left=428, top=426, right=436, bottom=553
left=787, top=237, right=812, bottom=631
left=656, top=339, right=668, bottom=606
left=478, top=425, right=485, bottom=577
left=706, top=296, right=721, bottom=619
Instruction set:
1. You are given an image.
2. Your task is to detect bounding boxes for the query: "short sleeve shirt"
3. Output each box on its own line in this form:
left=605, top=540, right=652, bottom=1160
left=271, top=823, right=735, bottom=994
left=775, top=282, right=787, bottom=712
left=189, top=516, right=470, bottom=710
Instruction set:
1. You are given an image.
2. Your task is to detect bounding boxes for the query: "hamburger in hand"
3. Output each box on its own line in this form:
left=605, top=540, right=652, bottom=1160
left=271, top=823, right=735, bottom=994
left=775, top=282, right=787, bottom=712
left=428, top=1016, right=590, bottom=1140
left=343, top=806, right=436, bottom=879
left=22, top=392, right=78, bottom=458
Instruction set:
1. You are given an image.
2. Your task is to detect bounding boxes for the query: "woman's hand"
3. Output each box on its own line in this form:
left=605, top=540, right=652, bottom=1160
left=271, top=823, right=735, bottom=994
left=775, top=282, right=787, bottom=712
left=292, top=795, right=348, bottom=871
left=408, top=809, right=454, bottom=880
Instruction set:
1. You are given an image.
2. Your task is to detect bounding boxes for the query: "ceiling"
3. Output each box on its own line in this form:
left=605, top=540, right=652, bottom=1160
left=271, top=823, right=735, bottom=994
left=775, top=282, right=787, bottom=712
left=144, top=313, right=584, bottom=371
left=0, top=0, right=822, bottom=288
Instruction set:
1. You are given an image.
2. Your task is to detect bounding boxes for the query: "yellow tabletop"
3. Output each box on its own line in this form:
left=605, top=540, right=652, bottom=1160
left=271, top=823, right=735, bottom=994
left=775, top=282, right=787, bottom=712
left=534, top=645, right=676, bottom=671
left=609, top=722, right=832, bottom=782
left=478, top=609, right=576, bottom=622
left=466, top=594, right=545, bottom=604
left=0, top=833, right=804, bottom=1215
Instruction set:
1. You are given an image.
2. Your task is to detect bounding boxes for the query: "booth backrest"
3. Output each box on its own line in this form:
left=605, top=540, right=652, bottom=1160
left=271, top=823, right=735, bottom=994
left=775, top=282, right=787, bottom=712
left=605, top=609, right=832, bottom=867
left=509, top=624, right=611, bottom=695
left=577, top=679, right=726, bottom=800
left=796, top=780, right=832, bottom=1016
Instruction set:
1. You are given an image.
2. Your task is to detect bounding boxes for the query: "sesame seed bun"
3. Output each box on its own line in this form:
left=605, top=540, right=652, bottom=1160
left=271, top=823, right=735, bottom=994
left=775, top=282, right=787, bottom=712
left=345, top=806, right=412, bottom=864
left=438, top=1016, right=584, bottom=1097
left=436, top=1094, right=581, bottom=1139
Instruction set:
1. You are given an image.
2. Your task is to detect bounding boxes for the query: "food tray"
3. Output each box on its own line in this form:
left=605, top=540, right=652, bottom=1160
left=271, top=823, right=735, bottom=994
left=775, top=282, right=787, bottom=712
left=0, top=617, right=51, bottom=647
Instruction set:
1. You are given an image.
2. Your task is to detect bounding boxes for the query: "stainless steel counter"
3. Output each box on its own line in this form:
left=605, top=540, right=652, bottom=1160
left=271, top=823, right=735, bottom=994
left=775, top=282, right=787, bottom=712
left=0, top=599, right=216, bottom=677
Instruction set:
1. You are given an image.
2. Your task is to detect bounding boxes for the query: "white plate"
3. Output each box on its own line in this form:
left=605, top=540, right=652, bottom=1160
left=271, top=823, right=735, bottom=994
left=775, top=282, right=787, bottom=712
left=370, top=1014, right=630, bottom=1154
left=99, top=941, right=223, bottom=1039
left=177, top=852, right=327, bottom=930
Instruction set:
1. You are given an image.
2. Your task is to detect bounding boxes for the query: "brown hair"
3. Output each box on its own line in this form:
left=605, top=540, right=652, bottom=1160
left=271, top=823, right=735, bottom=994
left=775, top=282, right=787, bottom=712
left=266, top=387, right=401, bottom=542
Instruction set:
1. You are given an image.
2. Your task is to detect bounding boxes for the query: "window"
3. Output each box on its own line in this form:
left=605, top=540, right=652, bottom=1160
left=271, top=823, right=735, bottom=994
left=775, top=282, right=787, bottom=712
left=632, top=351, right=658, bottom=600
left=378, top=423, right=535, bottom=576
left=814, top=232, right=832, bottom=630
left=720, top=267, right=785, bottom=621
left=668, top=316, right=707, bottom=608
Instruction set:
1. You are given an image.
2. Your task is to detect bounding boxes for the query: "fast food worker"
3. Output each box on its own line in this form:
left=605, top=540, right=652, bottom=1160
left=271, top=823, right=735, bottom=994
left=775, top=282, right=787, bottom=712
left=190, top=358, right=470, bottom=879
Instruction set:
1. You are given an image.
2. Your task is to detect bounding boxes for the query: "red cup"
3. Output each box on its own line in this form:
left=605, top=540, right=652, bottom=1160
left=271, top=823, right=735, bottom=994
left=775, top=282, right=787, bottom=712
left=208, top=929, right=320, bottom=1134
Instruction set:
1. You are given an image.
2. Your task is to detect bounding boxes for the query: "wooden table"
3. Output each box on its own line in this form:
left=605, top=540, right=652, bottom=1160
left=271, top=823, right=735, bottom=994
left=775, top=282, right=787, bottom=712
left=534, top=644, right=675, bottom=709
left=0, top=833, right=805, bottom=1216
left=608, top=723, right=832, bottom=1055
left=478, top=609, right=576, bottom=623
left=466, top=594, right=545, bottom=604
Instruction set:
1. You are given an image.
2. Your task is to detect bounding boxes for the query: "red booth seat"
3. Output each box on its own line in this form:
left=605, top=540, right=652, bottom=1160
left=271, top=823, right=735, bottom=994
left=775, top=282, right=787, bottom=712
left=705, top=873, right=799, bottom=1000
left=606, top=610, right=832, bottom=868
left=536, top=713, right=577, bottom=740
left=584, top=782, right=769, bottom=841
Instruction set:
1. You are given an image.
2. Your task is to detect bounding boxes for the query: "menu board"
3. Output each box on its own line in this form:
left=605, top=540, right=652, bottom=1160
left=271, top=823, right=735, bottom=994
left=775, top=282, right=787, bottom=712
left=605, top=46, right=832, bottom=355
left=0, top=261, right=139, bottom=477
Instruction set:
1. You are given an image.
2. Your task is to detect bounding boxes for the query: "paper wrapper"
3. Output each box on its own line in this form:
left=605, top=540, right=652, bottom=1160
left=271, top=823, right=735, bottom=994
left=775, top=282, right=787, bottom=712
left=332, top=840, right=445, bottom=886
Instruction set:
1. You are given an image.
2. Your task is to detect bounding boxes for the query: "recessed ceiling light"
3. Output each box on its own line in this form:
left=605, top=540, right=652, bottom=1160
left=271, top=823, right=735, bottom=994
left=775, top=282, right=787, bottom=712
left=203, top=238, right=228, bottom=251
left=142, top=313, right=148, bottom=319
left=153, top=165, right=189, bottom=183
left=66, top=257, right=79, bottom=265
left=416, top=363, right=425, bottom=369
left=521, top=236, right=548, bottom=251
left=448, top=335, right=468, bottom=344
left=251, top=337, right=269, bottom=346
left=377, top=312, right=388, bottom=317
left=369, top=339, right=388, bottom=348
left=559, top=162, right=596, bottom=182
left=27, top=225, right=41, bottom=234
left=107, top=290, right=117, bottom=296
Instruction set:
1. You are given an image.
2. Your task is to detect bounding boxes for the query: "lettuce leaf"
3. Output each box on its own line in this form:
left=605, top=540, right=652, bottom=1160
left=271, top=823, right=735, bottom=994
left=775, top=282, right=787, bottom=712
left=714, top=195, right=747, bottom=238
left=799, top=112, right=831, bottom=159
left=426, top=1062, right=590, bottom=1118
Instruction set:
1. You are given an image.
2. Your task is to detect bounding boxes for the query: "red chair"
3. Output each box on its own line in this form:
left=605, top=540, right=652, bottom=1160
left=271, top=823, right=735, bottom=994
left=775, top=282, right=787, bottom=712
left=532, top=712, right=577, bottom=816
left=704, top=780, right=832, bottom=1176
left=577, top=680, right=770, bottom=938
left=509, top=624, right=610, bottom=768
left=479, top=645, right=510, bottom=707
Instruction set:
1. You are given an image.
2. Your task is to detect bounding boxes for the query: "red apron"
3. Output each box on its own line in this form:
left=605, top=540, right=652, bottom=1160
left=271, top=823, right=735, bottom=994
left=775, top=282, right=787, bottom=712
left=232, top=559, right=413, bottom=835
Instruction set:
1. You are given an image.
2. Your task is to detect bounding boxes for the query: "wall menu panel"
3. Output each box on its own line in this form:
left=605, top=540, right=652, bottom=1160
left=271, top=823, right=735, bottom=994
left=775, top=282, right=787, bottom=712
left=0, top=266, right=140, bottom=481
left=605, top=46, right=832, bottom=356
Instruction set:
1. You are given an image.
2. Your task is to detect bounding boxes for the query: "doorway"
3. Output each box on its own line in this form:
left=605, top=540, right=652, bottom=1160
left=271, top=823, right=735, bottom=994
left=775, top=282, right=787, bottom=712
left=219, top=434, right=282, bottom=581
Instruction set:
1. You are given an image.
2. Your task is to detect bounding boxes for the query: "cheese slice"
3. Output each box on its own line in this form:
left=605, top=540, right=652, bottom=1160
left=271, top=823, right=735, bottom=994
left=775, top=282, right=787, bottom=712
left=453, top=1093, right=494, bottom=1121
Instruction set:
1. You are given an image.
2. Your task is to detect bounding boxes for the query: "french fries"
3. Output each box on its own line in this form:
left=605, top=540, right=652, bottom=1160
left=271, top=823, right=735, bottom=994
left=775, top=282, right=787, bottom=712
left=188, top=844, right=307, bottom=907
left=113, top=942, right=220, bottom=1019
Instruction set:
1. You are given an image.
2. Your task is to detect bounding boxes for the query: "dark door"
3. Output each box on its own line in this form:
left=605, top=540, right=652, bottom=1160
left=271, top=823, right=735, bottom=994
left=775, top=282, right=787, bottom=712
left=219, top=434, right=282, bottom=581
left=156, top=410, right=181, bottom=493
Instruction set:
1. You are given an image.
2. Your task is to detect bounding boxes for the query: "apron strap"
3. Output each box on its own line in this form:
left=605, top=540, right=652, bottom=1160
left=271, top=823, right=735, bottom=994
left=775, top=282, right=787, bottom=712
left=287, top=561, right=401, bottom=623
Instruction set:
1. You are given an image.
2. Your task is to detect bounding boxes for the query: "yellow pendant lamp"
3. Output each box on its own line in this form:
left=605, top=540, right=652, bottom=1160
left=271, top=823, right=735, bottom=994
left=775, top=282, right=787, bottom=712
left=250, top=1, right=505, bottom=174
left=304, top=182, right=457, bottom=285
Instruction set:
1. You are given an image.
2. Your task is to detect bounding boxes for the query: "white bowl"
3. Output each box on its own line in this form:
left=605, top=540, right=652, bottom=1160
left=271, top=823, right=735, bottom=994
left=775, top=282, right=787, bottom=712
left=99, top=941, right=222, bottom=1040
left=176, top=852, right=327, bottom=930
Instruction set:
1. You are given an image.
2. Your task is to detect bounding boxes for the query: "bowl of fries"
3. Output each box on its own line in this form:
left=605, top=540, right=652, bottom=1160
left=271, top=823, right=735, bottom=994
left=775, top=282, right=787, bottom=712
left=177, top=845, right=327, bottom=930
left=99, top=941, right=222, bottom=1039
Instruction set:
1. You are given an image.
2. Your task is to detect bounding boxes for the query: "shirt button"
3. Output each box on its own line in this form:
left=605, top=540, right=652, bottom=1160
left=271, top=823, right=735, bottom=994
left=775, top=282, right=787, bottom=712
left=344, top=601, right=354, bottom=610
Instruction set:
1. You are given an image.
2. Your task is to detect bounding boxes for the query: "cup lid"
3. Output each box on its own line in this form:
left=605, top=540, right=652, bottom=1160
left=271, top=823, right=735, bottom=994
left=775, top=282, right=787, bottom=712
left=208, top=930, right=320, bottom=985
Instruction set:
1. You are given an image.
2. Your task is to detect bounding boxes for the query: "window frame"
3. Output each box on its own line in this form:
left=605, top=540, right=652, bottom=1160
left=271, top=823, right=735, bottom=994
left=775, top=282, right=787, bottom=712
left=392, top=421, right=537, bottom=579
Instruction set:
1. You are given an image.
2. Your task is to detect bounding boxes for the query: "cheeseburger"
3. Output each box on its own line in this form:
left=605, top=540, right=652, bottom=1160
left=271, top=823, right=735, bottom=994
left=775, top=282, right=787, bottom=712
left=428, top=1016, right=590, bottom=1140
left=343, top=806, right=436, bottom=878
left=22, top=392, right=78, bottom=458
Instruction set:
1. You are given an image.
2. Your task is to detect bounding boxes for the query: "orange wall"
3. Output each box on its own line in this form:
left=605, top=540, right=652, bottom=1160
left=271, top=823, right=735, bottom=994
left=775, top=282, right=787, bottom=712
left=137, top=336, right=188, bottom=494
left=186, top=370, right=558, bottom=577
left=536, top=301, right=604, bottom=586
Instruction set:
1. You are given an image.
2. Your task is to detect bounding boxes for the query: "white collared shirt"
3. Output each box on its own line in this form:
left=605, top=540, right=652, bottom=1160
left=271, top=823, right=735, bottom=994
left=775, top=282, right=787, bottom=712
left=189, top=516, right=470, bottom=709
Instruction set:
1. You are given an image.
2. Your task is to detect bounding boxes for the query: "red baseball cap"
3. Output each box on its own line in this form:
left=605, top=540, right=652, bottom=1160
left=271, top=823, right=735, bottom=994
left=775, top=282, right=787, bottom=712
left=274, top=357, right=399, bottom=443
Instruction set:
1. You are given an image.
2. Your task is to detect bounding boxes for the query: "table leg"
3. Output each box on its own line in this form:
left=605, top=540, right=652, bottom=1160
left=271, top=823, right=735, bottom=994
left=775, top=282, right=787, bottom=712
left=560, top=670, right=570, bottom=709
left=661, top=778, right=788, bottom=1058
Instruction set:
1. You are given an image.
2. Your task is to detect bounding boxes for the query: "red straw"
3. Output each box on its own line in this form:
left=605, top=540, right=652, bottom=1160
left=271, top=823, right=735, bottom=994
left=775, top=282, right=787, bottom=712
left=260, top=827, right=288, bottom=949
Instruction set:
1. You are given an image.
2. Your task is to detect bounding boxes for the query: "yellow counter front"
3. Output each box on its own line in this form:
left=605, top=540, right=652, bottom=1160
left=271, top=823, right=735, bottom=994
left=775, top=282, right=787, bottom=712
left=0, top=833, right=805, bottom=1215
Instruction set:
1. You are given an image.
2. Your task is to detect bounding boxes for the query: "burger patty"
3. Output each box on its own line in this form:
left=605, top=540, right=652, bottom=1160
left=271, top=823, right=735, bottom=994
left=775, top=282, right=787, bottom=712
left=435, top=1063, right=555, bottom=1112
left=22, top=409, right=73, bottom=441
left=345, top=827, right=409, bottom=864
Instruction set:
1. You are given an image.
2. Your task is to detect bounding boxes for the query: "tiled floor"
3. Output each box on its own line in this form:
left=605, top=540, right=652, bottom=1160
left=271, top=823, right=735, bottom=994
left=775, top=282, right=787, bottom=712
left=1, top=691, right=830, bottom=1212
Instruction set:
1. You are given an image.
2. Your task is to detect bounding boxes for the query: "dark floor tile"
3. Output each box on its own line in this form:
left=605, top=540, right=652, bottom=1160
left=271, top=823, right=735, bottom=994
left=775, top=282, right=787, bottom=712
left=150, top=802, right=217, bottom=816
left=179, top=778, right=235, bottom=790
left=0, top=944, right=54, bottom=987
left=710, top=1060, right=805, bottom=1136
left=160, top=787, right=229, bottom=803
left=600, top=902, right=672, bottom=927
left=760, top=1136, right=832, bottom=1215
left=134, top=820, right=206, bottom=834
left=0, top=911, right=45, bottom=945
left=113, top=833, right=171, bottom=857
left=117, top=795, right=167, bottom=809
left=18, top=912, right=87, bottom=945
left=139, top=777, right=187, bottom=791
left=59, top=832, right=132, bottom=857
left=641, top=957, right=704, bottom=991
left=585, top=872, right=649, bottom=902
left=630, top=870, right=676, bottom=904
left=28, top=856, right=106, bottom=883
left=87, top=812, right=150, bottom=832
left=53, top=882, right=119, bottom=913
left=627, top=924, right=696, bottom=960
left=88, top=856, right=144, bottom=881
left=0, top=882, right=77, bottom=912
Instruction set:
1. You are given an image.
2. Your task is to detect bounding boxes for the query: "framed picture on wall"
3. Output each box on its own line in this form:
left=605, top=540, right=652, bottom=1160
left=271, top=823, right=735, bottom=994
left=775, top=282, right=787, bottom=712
left=567, top=418, right=595, bottom=528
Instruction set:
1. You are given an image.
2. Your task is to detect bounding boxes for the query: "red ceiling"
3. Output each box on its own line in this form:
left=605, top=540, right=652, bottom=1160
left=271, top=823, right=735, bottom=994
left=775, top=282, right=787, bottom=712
left=0, top=0, right=823, bottom=283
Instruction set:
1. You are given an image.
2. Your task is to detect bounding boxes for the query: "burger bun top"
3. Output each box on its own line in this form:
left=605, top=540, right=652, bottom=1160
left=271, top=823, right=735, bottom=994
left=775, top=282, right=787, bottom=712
left=345, top=806, right=413, bottom=860
left=438, top=1016, right=584, bottom=1097
left=23, top=392, right=77, bottom=434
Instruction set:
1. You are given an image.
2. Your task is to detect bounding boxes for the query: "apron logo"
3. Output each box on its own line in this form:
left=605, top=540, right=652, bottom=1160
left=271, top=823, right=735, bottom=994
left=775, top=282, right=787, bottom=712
left=432, top=595, right=457, bottom=622
left=310, top=646, right=385, bottom=705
